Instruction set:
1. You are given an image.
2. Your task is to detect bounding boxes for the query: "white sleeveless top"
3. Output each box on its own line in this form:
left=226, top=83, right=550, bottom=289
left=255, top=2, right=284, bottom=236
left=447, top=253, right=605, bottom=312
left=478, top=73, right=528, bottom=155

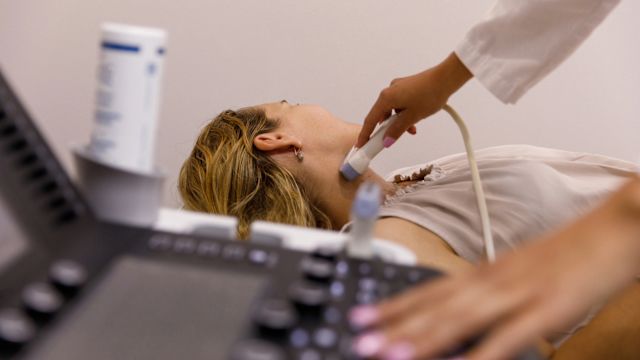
left=380, top=145, right=635, bottom=263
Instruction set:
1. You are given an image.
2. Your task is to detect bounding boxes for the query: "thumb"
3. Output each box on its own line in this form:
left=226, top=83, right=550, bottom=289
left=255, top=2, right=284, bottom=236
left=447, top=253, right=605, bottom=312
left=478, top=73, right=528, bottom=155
left=383, top=111, right=417, bottom=148
left=357, top=96, right=392, bottom=148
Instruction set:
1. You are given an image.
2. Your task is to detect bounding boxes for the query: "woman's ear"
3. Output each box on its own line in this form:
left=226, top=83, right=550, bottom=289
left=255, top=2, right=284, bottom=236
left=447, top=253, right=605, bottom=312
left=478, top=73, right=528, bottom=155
left=254, top=132, right=301, bottom=152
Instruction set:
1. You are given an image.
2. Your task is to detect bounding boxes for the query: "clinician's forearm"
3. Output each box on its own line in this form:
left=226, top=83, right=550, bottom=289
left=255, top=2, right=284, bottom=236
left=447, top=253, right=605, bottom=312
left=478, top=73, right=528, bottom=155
left=620, top=176, right=640, bottom=259
left=603, top=176, right=640, bottom=274
left=434, top=52, right=473, bottom=100
left=621, top=176, right=640, bottom=218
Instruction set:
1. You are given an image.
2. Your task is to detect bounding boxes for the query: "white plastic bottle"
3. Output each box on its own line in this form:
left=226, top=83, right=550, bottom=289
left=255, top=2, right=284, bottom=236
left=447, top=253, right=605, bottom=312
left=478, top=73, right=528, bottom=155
left=89, top=22, right=167, bottom=173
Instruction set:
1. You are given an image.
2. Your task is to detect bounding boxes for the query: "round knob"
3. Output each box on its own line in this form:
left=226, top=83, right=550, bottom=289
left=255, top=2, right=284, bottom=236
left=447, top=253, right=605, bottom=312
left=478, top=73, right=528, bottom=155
left=50, top=260, right=87, bottom=291
left=300, top=257, right=334, bottom=282
left=22, top=283, right=63, bottom=316
left=289, top=281, right=329, bottom=308
left=311, top=246, right=340, bottom=262
left=407, top=269, right=425, bottom=284
left=230, top=338, right=285, bottom=360
left=0, top=309, right=35, bottom=345
left=313, top=327, right=338, bottom=349
left=253, top=299, right=298, bottom=331
left=358, top=277, right=378, bottom=292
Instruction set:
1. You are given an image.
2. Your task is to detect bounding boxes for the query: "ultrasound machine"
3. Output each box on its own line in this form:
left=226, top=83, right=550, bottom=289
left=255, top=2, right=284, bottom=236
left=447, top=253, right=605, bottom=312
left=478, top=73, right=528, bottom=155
left=0, top=69, right=541, bottom=360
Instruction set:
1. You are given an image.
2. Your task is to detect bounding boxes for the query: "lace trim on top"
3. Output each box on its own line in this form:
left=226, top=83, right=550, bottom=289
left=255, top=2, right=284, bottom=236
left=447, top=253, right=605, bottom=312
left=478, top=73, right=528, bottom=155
left=383, top=164, right=445, bottom=207
left=339, top=163, right=445, bottom=233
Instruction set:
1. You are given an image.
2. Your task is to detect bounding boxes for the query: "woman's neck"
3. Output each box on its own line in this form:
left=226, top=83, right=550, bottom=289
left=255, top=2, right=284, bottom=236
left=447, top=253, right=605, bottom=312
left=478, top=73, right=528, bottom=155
left=301, top=122, right=397, bottom=229
left=312, top=168, right=396, bottom=230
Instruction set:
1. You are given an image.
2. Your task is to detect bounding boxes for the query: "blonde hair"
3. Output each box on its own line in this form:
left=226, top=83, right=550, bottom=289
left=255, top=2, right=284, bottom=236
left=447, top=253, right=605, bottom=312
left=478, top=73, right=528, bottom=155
left=178, top=108, right=331, bottom=239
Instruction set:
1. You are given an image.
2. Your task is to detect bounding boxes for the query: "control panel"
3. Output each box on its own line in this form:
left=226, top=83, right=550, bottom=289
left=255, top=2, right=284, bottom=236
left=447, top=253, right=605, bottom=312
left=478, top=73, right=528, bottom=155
left=0, top=67, right=541, bottom=360
left=230, top=247, right=441, bottom=360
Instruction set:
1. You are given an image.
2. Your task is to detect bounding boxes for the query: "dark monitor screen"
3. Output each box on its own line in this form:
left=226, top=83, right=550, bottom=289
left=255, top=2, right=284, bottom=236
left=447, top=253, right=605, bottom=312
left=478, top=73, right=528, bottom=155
left=26, top=256, right=267, bottom=360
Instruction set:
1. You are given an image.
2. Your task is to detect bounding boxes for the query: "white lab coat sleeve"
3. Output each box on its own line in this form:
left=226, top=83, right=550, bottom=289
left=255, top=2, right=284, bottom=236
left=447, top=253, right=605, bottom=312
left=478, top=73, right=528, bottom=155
left=455, top=0, right=620, bottom=104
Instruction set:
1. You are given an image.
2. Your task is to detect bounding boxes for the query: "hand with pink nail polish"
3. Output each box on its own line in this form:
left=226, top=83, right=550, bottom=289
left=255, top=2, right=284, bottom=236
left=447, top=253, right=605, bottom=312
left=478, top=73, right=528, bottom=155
left=349, top=305, right=379, bottom=329
left=352, top=331, right=387, bottom=358
left=348, top=179, right=640, bottom=360
left=356, top=52, right=472, bottom=149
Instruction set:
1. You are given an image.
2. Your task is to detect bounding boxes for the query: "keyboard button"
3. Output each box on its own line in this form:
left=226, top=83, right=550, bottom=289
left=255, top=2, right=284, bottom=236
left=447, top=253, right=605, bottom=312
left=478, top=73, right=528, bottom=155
left=407, top=269, right=424, bottom=284
left=312, top=246, right=340, bottom=262
left=22, top=283, right=63, bottom=316
left=253, top=299, right=298, bottom=331
left=196, top=241, right=220, bottom=257
left=357, top=262, right=372, bottom=276
left=313, top=327, right=338, bottom=349
left=49, top=260, right=87, bottom=291
left=297, top=349, right=321, bottom=360
left=383, top=265, right=398, bottom=280
left=248, top=249, right=269, bottom=266
left=358, top=277, right=378, bottom=292
left=289, top=328, right=310, bottom=348
left=335, top=261, right=349, bottom=278
left=0, top=309, right=35, bottom=345
left=148, top=234, right=172, bottom=251
left=323, top=306, right=342, bottom=325
left=289, top=281, right=330, bottom=308
left=355, top=291, right=378, bottom=305
left=301, top=257, right=334, bottom=282
left=173, top=237, right=196, bottom=254
left=222, top=244, right=246, bottom=260
left=329, top=281, right=345, bottom=299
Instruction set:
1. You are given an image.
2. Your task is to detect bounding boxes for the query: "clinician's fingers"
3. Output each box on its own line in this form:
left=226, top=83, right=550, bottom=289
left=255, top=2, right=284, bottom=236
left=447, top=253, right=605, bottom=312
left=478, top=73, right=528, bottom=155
left=357, top=89, right=395, bottom=148
left=468, top=304, right=548, bottom=360
left=379, top=279, right=495, bottom=350
left=390, top=77, right=404, bottom=86
left=371, top=265, right=499, bottom=328
left=378, top=277, right=457, bottom=322
left=349, top=277, right=455, bottom=333
left=384, top=282, right=536, bottom=360
left=352, top=279, right=485, bottom=359
left=382, top=110, right=418, bottom=147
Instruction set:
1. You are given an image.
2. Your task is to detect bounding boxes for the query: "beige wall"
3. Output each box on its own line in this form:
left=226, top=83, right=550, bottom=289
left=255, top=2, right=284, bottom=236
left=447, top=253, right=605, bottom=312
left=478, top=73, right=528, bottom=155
left=1, top=0, right=638, bottom=207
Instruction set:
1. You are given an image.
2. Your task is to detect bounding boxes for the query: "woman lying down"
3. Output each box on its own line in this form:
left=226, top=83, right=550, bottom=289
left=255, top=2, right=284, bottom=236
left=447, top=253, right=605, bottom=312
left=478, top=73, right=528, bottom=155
left=178, top=101, right=635, bottom=356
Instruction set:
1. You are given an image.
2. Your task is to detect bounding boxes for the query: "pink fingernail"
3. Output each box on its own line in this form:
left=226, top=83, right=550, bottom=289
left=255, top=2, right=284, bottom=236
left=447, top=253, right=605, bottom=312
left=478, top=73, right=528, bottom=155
left=353, top=332, right=386, bottom=357
left=383, top=136, right=396, bottom=148
left=382, top=342, right=415, bottom=360
left=348, top=305, right=379, bottom=328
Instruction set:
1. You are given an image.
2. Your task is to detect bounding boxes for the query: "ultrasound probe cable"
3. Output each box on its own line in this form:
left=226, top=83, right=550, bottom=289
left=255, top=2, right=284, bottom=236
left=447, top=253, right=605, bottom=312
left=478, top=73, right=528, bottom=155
left=442, top=104, right=495, bottom=262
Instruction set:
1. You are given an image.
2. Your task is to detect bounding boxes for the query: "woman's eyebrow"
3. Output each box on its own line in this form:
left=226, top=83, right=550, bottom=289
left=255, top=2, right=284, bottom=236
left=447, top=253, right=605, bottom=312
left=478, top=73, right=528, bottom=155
left=280, top=99, right=288, bottom=104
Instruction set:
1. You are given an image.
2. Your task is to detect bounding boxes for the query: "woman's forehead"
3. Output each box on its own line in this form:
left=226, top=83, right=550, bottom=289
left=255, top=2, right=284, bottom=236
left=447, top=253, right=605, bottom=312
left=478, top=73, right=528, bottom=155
left=257, top=102, right=286, bottom=119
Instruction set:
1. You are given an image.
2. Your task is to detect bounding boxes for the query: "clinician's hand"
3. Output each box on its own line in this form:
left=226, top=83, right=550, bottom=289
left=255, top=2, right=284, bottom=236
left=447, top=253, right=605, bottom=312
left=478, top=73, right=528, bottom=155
left=349, top=177, right=640, bottom=360
left=356, top=52, right=473, bottom=148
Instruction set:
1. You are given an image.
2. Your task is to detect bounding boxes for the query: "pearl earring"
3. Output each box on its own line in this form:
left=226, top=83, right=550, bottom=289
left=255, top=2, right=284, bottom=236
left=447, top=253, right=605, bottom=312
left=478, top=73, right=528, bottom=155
left=294, top=147, right=304, bottom=162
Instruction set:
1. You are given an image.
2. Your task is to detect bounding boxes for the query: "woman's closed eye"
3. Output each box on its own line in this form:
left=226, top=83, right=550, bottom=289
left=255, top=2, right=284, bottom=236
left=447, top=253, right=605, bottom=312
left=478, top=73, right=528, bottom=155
left=280, top=100, right=300, bottom=106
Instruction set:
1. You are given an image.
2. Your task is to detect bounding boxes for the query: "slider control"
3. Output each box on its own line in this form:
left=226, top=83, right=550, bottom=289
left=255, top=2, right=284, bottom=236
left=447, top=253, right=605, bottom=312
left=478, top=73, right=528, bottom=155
left=300, top=257, right=334, bottom=282
left=253, top=299, right=298, bottom=332
left=289, top=281, right=329, bottom=308
left=22, top=283, right=63, bottom=317
left=49, top=260, right=87, bottom=292
left=0, top=309, right=35, bottom=346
